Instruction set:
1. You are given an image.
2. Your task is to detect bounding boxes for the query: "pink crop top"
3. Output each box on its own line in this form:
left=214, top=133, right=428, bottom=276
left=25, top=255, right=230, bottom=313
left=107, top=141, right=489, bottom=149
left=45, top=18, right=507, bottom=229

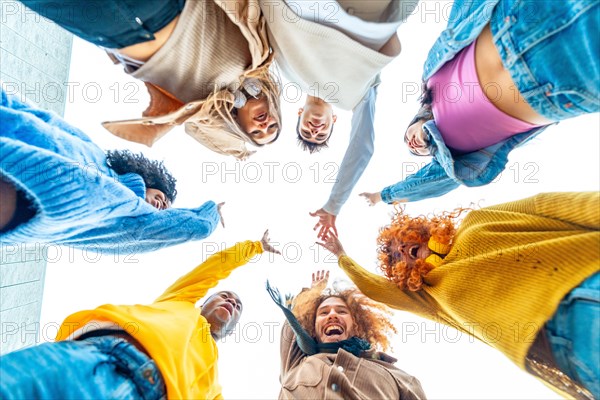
left=428, top=40, right=542, bottom=153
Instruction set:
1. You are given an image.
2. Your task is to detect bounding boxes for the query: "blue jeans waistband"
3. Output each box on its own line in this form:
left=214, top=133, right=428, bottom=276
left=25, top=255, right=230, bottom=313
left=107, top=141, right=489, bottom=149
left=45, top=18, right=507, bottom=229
left=490, top=0, right=600, bottom=120
left=80, top=333, right=166, bottom=400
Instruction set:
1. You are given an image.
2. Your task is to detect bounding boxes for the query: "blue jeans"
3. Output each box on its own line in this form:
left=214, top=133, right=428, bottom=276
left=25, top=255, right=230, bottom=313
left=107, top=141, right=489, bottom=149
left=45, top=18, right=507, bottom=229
left=491, top=0, right=600, bottom=121
left=17, top=0, right=185, bottom=48
left=546, top=272, right=600, bottom=399
left=0, top=336, right=166, bottom=399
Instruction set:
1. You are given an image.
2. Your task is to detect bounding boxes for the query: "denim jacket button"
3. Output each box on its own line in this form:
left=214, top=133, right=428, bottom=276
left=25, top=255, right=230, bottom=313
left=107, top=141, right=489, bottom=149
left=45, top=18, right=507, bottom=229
left=135, top=17, right=143, bottom=25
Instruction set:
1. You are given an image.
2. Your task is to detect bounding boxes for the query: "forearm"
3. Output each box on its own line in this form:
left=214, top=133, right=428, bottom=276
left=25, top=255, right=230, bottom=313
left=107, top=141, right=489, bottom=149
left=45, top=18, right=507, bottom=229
left=337, top=254, right=434, bottom=317
left=323, top=86, right=378, bottom=215
left=155, top=240, right=264, bottom=303
left=380, top=161, right=460, bottom=204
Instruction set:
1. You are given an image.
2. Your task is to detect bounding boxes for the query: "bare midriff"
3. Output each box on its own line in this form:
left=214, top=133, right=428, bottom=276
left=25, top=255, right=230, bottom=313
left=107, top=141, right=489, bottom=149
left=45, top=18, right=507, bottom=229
left=117, top=15, right=180, bottom=62
left=475, top=24, right=554, bottom=125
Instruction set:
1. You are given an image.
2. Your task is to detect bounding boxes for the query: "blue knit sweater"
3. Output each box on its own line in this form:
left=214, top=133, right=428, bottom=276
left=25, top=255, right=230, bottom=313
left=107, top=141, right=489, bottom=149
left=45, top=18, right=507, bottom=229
left=0, top=90, right=220, bottom=254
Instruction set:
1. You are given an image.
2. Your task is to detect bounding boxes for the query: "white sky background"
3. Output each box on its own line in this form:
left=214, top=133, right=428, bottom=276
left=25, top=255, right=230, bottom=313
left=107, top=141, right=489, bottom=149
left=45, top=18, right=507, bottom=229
left=37, top=2, right=600, bottom=399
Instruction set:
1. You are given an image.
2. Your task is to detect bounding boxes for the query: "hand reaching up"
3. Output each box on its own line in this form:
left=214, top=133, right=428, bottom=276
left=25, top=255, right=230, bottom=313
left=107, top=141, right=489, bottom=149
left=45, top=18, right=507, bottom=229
left=311, top=270, right=330, bottom=289
left=309, top=208, right=338, bottom=240
left=217, top=202, right=225, bottom=228
left=316, top=231, right=346, bottom=259
left=260, top=229, right=281, bottom=255
left=359, top=192, right=382, bottom=206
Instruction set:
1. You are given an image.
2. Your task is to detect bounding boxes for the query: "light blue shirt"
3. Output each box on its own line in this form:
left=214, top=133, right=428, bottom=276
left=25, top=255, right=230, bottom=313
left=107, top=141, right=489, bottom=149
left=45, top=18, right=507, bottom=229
left=323, top=83, right=378, bottom=215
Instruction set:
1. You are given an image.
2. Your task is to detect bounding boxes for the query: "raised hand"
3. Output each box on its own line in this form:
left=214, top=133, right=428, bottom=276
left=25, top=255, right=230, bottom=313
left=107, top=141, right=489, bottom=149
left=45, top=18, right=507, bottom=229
left=309, top=208, right=338, bottom=240
left=311, top=270, right=329, bottom=289
left=316, top=231, right=346, bottom=259
left=217, top=202, right=226, bottom=228
left=359, top=192, right=382, bottom=206
left=260, top=229, right=281, bottom=254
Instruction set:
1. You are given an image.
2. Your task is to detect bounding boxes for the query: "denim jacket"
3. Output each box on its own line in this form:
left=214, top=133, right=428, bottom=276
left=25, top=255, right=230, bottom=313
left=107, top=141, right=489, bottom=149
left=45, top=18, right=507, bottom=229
left=381, top=0, right=551, bottom=204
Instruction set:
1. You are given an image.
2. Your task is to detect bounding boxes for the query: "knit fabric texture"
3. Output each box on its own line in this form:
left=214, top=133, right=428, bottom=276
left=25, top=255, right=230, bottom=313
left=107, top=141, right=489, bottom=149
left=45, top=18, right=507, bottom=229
left=338, top=192, right=600, bottom=370
left=0, top=91, right=219, bottom=254
left=130, top=0, right=252, bottom=103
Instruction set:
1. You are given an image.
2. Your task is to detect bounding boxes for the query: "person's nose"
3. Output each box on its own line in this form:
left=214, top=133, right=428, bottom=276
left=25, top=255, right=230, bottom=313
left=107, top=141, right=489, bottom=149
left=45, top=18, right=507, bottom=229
left=226, top=296, right=238, bottom=310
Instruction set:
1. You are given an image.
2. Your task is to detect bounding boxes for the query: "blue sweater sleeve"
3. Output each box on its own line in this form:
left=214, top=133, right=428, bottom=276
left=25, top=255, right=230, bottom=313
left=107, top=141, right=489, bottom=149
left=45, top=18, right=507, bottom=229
left=58, top=201, right=220, bottom=254
left=322, top=85, right=377, bottom=215
left=380, top=159, right=460, bottom=203
left=1, top=90, right=96, bottom=145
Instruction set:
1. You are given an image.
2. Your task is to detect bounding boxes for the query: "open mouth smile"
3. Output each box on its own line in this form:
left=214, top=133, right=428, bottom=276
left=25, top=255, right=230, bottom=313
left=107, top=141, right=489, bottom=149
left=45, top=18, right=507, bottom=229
left=324, top=324, right=345, bottom=336
left=409, top=245, right=420, bottom=259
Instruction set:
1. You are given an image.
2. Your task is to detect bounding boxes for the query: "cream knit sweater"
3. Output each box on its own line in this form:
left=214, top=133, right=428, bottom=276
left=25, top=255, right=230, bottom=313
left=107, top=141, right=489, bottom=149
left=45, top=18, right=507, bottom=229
left=260, top=0, right=416, bottom=110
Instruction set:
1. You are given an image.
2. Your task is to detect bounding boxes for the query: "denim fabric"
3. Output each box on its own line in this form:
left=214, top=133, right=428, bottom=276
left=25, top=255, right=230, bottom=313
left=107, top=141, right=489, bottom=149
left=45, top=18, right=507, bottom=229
left=18, top=0, right=185, bottom=48
left=490, top=0, right=600, bottom=120
left=0, top=336, right=166, bottom=400
left=545, top=272, right=600, bottom=399
left=381, top=0, right=599, bottom=203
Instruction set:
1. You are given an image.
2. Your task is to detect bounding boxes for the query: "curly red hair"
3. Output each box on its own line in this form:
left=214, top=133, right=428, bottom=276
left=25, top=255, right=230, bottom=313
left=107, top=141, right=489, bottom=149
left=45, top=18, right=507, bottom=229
left=293, top=288, right=396, bottom=352
left=377, top=206, right=466, bottom=291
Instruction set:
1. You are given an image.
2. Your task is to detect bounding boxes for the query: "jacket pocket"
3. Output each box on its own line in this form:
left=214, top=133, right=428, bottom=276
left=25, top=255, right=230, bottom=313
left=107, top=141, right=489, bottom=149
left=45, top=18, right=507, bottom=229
left=282, top=357, right=326, bottom=390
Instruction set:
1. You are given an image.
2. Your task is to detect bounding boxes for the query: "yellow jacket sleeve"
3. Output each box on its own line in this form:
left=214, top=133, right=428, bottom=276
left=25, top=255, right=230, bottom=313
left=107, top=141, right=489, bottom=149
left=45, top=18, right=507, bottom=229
left=486, top=192, right=600, bottom=230
left=154, top=241, right=264, bottom=303
left=338, top=255, right=437, bottom=320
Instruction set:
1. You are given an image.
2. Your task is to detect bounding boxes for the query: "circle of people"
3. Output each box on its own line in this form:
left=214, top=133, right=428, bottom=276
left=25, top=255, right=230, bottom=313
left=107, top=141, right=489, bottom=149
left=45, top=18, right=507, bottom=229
left=0, top=0, right=598, bottom=399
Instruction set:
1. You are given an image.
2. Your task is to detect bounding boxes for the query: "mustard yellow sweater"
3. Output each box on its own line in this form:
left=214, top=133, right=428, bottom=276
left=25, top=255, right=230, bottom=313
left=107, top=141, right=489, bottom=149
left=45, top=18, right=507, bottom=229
left=56, top=241, right=264, bottom=400
left=339, top=192, right=600, bottom=369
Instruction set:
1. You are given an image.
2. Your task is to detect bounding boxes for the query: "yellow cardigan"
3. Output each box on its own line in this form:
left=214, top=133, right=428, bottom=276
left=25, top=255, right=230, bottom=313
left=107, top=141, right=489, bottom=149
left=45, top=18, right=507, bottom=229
left=339, top=192, right=599, bottom=369
left=56, top=240, right=264, bottom=400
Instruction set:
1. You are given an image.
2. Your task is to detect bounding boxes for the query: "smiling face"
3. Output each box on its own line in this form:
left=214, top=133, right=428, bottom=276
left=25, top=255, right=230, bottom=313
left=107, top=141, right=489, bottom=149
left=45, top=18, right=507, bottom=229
left=314, top=297, right=354, bottom=343
left=145, top=188, right=171, bottom=210
left=404, top=119, right=431, bottom=156
left=297, top=96, right=337, bottom=144
left=236, top=95, right=279, bottom=145
left=201, top=291, right=243, bottom=340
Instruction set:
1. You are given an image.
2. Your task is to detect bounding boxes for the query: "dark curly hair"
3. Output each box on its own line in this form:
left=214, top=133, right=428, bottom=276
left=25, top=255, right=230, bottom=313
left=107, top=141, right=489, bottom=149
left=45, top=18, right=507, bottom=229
left=105, top=150, right=177, bottom=203
left=295, top=115, right=333, bottom=154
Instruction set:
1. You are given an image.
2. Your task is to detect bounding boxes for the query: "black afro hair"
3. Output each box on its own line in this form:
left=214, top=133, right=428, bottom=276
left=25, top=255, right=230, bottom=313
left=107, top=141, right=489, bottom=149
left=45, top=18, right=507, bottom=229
left=105, top=150, right=177, bottom=203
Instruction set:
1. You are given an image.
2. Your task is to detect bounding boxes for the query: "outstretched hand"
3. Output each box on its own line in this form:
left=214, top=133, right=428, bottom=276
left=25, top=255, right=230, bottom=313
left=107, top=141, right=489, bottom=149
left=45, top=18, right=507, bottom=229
left=311, top=270, right=329, bottom=289
left=359, top=192, right=382, bottom=206
left=217, top=202, right=226, bottom=228
left=260, top=229, right=281, bottom=255
left=309, top=208, right=338, bottom=240
left=316, top=231, right=346, bottom=259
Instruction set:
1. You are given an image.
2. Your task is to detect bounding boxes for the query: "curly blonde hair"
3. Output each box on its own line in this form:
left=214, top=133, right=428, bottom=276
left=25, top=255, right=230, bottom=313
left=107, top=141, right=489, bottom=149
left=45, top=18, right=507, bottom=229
left=377, top=206, right=467, bottom=291
left=292, top=288, right=397, bottom=352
